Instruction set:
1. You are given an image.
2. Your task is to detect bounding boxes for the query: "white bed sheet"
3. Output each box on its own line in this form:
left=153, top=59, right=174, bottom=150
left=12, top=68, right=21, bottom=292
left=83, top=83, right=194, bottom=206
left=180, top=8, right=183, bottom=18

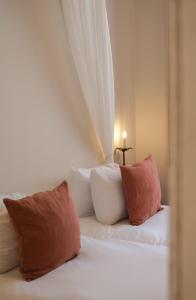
left=0, top=236, right=168, bottom=300
left=80, top=205, right=170, bottom=246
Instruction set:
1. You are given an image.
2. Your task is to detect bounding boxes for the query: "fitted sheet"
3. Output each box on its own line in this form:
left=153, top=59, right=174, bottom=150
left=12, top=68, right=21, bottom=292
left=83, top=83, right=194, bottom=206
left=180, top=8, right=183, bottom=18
left=80, top=205, right=170, bottom=246
left=0, top=236, right=168, bottom=300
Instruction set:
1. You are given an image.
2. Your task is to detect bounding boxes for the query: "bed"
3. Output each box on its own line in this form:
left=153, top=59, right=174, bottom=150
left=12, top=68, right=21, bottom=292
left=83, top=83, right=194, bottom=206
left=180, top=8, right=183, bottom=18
left=80, top=205, right=170, bottom=246
left=0, top=188, right=169, bottom=300
left=0, top=236, right=168, bottom=300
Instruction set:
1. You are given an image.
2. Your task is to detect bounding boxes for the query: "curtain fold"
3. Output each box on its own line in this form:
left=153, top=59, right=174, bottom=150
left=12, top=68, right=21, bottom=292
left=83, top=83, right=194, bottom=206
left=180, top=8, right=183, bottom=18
left=61, top=0, right=115, bottom=163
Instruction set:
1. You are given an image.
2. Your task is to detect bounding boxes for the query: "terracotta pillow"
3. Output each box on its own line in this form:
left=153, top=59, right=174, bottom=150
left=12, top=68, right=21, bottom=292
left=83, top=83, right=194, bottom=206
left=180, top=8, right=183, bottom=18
left=120, top=155, right=162, bottom=225
left=3, top=181, right=80, bottom=281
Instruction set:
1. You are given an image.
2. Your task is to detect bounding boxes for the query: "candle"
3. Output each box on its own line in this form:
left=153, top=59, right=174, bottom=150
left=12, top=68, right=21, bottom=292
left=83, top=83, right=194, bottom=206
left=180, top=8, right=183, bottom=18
left=122, top=131, right=127, bottom=148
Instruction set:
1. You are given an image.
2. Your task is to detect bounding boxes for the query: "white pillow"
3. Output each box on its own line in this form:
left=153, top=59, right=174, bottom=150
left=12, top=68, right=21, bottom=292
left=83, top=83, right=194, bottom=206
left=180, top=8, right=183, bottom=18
left=67, top=168, right=93, bottom=217
left=67, top=164, right=118, bottom=218
left=0, top=193, right=25, bottom=273
left=91, top=166, right=128, bottom=225
left=0, top=208, right=19, bottom=273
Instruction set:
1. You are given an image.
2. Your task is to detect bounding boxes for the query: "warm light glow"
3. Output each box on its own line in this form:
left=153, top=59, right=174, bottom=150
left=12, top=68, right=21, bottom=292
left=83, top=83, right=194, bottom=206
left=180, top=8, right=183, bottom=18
left=122, top=131, right=127, bottom=139
left=114, top=123, right=121, bottom=147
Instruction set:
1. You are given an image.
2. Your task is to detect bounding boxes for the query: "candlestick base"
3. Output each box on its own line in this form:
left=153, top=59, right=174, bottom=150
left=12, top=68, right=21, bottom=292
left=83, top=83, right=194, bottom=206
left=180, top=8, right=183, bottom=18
left=115, top=147, right=133, bottom=165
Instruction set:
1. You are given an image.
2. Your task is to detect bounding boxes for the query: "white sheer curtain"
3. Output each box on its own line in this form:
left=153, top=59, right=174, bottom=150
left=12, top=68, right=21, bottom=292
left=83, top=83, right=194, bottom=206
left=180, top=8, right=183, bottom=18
left=61, top=0, right=115, bottom=163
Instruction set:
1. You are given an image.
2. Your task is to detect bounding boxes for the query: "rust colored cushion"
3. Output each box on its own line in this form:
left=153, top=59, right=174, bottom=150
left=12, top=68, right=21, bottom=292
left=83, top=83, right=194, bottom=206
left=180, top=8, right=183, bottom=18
left=120, top=155, right=162, bottom=225
left=3, top=181, right=80, bottom=281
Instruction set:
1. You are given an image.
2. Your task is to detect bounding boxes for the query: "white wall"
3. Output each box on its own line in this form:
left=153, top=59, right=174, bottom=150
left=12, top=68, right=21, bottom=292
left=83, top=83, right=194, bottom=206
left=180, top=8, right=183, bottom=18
left=0, top=0, right=98, bottom=194
left=134, top=0, right=168, bottom=202
left=107, top=0, right=135, bottom=164
left=108, top=0, right=168, bottom=202
left=0, top=0, right=168, bottom=200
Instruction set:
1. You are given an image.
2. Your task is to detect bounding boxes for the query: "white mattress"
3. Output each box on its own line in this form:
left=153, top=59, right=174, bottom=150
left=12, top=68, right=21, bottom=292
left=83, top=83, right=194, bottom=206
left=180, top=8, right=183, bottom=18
left=80, top=205, right=170, bottom=246
left=0, top=236, right=168, bottom=300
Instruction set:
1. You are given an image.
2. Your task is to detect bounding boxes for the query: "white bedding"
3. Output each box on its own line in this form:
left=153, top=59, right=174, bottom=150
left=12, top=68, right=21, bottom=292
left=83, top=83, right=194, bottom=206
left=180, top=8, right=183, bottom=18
left=80, top=205, right=170, bottom=246
left=0, top=236, right=168, bottom=300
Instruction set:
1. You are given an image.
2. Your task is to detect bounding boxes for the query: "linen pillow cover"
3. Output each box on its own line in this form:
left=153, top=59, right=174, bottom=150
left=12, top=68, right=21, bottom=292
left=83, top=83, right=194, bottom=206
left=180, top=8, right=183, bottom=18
left=67, top=168, right=93, bottom=217
left=0, top=208, right=19, bottom=273
left=0, top=193, right=26, bottom=274
left=91, top=166, right=127, bottom=225
left=67, top=163, right=119, bottom=217
left=120, top=155, right=162, bottom=225
left=4, top=182, right=80, bottom=281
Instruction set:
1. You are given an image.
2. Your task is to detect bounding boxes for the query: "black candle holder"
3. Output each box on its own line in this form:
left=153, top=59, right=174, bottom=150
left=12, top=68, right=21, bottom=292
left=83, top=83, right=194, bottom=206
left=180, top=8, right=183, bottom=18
left=115, top=147, right=132, bottom=165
